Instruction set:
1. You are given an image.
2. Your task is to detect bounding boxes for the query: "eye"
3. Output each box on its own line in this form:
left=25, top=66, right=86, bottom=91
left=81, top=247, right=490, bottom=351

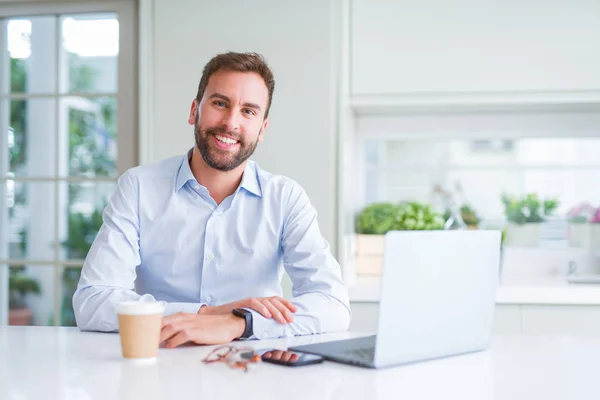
left=213, top=101, right=227, bottom=108
left=242, top=108, right=256, bottom=116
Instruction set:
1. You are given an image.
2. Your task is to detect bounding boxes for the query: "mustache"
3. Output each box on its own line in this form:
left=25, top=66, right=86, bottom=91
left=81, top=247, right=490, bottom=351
left=204, top=126, right=242, bottom=142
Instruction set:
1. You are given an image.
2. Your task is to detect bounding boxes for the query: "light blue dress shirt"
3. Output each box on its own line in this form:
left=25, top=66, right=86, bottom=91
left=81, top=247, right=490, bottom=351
left=73, top=150, right=351, bottom=339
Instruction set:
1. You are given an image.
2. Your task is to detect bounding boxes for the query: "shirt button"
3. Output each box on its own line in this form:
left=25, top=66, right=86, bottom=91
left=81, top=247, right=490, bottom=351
left=193, top=184, right=200, bottom=190
left=207, top=253, right=215, bottom=260
left=205, top=296, right=212, bottom=302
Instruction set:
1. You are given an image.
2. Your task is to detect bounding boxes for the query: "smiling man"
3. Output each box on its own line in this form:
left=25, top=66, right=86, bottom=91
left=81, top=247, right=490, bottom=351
left=73, top=52, right=351, bottom=347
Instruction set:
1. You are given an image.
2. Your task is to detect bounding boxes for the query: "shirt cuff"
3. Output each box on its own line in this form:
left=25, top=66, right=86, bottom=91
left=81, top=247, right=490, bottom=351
left=244, top=308, right=286, bottom=340
left=163, top=302, right=204, bottom=316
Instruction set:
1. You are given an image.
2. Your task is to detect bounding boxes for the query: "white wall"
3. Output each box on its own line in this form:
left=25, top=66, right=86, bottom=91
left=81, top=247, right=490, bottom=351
left=351, top=0, right=600, bottom=95
left=140, top=0, right=341, bottom=250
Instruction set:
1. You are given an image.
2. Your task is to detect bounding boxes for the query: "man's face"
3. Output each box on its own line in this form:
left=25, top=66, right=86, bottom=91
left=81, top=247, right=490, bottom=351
left=189, top=69, right=269, bottom=172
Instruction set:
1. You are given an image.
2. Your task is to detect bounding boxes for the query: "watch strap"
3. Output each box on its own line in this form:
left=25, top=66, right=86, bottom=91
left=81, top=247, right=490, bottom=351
left=232, top=308, right=253, bottom=339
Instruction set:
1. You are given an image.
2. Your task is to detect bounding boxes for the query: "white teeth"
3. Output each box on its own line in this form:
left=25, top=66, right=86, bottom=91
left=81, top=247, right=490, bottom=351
left=215, top=135, right=237, bottom=145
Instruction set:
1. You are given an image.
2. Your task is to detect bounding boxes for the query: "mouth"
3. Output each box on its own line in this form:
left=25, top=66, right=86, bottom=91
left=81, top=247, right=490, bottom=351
left=212, top=134, right=239, bottom=150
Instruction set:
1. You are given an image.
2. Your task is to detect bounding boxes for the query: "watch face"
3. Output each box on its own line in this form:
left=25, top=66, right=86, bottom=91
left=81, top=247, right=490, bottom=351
left=233, top=308, right=248, bottom=317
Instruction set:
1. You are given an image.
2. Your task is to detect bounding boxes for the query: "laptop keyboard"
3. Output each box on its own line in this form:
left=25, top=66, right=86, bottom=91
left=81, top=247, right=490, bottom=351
left=341, top=347, right=375, bottom=361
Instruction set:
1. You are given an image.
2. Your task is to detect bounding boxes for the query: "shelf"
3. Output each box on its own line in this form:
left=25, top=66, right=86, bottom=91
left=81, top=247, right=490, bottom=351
left=349, top=277, right=600, bottom=305
left=351, top=90, right=600, bottom=115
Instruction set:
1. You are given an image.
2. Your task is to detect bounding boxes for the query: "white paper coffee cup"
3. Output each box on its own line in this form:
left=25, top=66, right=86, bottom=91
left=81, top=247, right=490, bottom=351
left=117, top=301, right=166, bottom=362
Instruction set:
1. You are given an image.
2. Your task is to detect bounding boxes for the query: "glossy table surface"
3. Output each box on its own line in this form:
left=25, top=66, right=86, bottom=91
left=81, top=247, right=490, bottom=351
left=1, top=326, right=599, bottom=400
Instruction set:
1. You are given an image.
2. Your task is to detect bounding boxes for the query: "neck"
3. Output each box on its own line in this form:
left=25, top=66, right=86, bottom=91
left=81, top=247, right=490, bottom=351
left=189, top=147, right=245, bottom=205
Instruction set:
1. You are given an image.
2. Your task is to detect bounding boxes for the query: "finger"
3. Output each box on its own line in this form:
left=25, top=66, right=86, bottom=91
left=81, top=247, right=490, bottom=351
left=269, top=298, right=294, bottom=323
left=263, top=351, right=273, bottom=359
left=271, top=350, right=284, bottom=360
left=160, top=323, right=179, bottom=344
left=289, top=353, right=299, bottom=363
left=160, top=319, right=198, bottom=343
left=280, top=351, right=293, bottom=363
left=261, top=300, right=286, bottom=324
left=161, top=312, right=191, bottom=327
left=274, top=297, right=298, bottom=313
left=248, top=298, right=272, bottom=319
left=164, top=330, right=191, bottom=349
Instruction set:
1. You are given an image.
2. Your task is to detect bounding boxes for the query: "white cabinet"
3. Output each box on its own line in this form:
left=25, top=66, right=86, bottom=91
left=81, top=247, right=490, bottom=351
left=350, top=303, right=521, bottom=334
left=494, top=305, right=522, bottom=335
left=350, top=302, right=600, bottom=335
left=351, top=0, right=600, bottom=96
left=521, top=305, right=600, bottom=336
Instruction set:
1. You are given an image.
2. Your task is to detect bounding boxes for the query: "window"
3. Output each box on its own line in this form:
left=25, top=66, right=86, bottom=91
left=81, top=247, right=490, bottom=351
left=351, top=111, right=600, bottom=284
left=0, top=1, right=136, bottom=326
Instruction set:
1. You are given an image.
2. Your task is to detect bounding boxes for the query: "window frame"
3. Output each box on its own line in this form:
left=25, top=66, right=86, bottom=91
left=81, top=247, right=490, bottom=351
left=0, top=0, right=137, bottom=326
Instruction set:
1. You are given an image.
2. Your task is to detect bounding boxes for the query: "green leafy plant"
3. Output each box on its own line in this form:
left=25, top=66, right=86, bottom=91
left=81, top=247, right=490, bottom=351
left=9, top=268, right=41, bottom=310
left=459, top=205, right=480, bottom=227
left=356, top=202, right=445, bottom=234
left=501, top=193, right=559, bottom=224
left=355, top=203, right=398, bottom=234
left=63, top=207, right=104, bottom=259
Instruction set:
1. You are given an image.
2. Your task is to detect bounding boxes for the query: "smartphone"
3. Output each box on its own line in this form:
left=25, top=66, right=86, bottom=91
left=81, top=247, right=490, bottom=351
left=244, top=348, right=324, bottom=367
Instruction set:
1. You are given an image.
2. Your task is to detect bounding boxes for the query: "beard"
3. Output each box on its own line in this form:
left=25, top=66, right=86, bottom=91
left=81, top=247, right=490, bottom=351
left=194, top=120, right=260, bottom=172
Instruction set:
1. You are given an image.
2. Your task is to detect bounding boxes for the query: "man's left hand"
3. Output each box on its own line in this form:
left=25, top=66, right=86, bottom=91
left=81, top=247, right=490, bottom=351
left=160, top=312, right=246, bottom=348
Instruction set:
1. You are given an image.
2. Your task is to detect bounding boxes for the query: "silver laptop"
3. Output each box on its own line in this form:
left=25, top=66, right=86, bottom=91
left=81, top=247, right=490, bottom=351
left=290, top=230, right=501, bottom=369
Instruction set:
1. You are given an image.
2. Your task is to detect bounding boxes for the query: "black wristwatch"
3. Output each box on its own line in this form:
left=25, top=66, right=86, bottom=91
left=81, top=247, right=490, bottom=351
left=232, top=308, right=253, bottom=339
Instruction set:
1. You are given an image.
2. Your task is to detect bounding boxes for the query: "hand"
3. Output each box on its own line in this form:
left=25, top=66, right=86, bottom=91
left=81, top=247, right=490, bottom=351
left=160, top=312, right=245, bottom=348
left=199, top=297, right=297, bottom=324
left=263, top=350, right=299, bottom=364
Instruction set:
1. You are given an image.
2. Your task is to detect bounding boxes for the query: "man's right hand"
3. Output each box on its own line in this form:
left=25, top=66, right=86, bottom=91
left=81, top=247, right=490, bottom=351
left=198, top=297, right=297, bottom=324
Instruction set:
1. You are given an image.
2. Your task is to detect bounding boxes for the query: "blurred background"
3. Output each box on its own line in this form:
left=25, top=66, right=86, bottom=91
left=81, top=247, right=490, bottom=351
left=1, top=0, right=600, bottom=335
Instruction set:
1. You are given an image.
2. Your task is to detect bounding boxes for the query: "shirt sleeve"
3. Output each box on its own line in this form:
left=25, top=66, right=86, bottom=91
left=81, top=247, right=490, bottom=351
left=72, top=171, right=204, bottom=332
left=246, top=182, right=351, bottom=340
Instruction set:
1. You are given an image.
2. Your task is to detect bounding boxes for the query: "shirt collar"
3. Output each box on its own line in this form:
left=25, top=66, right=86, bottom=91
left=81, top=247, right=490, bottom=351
left=239, top=160, right=262, bottom=198
left=174, top=149, right=196, bottom=192
left=175, top=149, right=262, bottom=197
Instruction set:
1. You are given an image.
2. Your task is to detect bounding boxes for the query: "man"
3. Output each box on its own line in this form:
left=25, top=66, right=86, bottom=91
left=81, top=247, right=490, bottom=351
left=73, top=52, right=351, bottom=348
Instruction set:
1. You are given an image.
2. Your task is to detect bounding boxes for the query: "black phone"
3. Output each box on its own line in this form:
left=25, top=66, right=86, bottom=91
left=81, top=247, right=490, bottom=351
left=244, top=348, right=324, bottom=367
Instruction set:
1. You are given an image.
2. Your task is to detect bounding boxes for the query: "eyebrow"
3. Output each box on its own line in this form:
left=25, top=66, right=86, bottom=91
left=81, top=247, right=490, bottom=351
left=208, top=93, right=262, bottom=111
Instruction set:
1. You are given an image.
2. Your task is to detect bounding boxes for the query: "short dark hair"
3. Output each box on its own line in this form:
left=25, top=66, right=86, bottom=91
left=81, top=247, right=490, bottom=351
left=196, top=52, right=275, bottom=118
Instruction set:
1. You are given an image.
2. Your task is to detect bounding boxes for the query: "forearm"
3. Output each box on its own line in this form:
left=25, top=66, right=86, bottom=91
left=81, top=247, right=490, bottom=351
left=246, top=292, right=351, bottom=340
left=73, top=285, right=204, bottom=332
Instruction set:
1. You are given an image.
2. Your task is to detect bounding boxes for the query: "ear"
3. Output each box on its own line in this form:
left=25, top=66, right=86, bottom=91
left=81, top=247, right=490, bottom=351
left=257, top=118, right=268, bottom=143
left=188, top=99, right=199, bottom=125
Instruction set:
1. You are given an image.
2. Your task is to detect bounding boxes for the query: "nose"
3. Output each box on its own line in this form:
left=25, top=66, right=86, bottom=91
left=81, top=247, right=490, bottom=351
left=221, top=109, right=240, bottom=132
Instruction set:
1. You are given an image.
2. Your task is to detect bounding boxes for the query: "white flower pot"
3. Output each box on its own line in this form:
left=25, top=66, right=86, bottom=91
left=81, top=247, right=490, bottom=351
left=355, top=234, right=385, bottom=255
left=504, top=223, right=541, bottom=247
left=568, top=223, right=591, bottom=247
left=355, top=234, right=385, bottom=275
left=590, top=225, right=600, bottom=249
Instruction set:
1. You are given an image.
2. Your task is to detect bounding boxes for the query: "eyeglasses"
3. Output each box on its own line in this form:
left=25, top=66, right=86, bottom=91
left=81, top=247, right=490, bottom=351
left=202, top=345, right=261, bottom=373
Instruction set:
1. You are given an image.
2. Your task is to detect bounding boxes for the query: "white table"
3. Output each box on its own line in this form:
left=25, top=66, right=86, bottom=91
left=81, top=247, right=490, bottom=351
left=1, top=327, right=598, bottom=400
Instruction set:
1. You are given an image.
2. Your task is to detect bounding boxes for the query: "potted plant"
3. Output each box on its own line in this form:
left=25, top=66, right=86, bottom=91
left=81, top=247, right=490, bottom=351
left=355, top=201, right=445, bottom=275
left=443, top=205, right=481, bottom=229
left=8, top=268, right=41, bottom=325
left=501, top=193, right=559, bottom=247
left=589, top=208, right=600, bottom=250
left=460, top=205, right=481, bottom=229
left=566, top=203, right=595, bottom=247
